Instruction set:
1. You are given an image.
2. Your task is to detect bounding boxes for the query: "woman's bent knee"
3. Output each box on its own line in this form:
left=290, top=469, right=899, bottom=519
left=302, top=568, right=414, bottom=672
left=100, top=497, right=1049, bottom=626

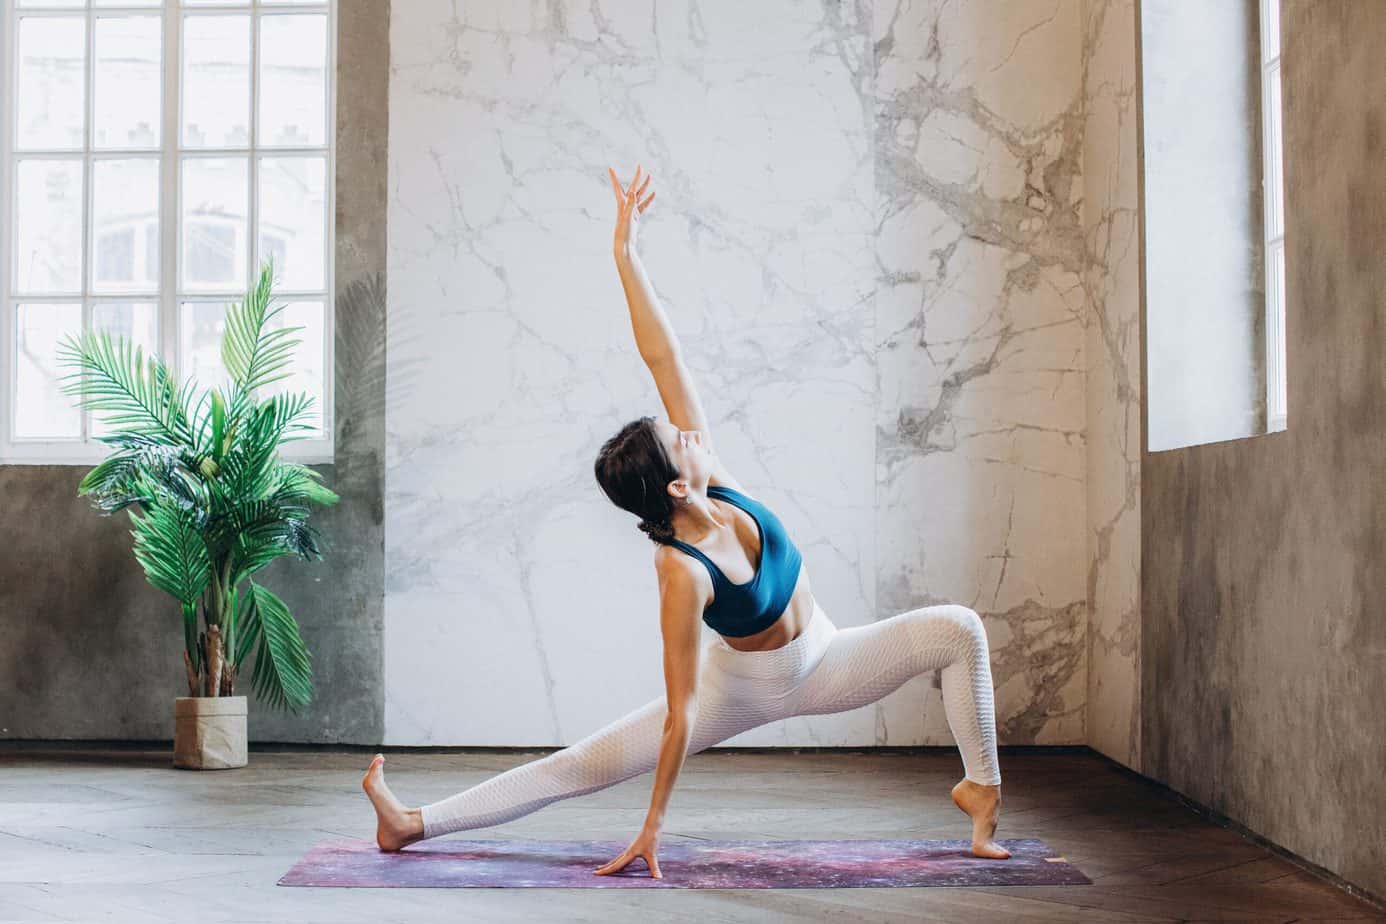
left=907, top=604, right=989, bottom=658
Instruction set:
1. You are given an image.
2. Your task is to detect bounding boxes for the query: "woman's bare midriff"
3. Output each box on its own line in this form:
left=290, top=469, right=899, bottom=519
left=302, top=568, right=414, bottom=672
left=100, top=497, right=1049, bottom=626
left=718, top=568, right=815, bottom=653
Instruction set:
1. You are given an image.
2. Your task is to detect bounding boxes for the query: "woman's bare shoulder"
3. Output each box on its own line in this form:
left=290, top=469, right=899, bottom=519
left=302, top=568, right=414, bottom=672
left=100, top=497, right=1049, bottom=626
left=653, top=543, right=713, bottom=605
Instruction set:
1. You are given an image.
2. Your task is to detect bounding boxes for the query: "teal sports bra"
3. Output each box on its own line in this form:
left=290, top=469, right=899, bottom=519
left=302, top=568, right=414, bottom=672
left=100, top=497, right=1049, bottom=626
left=664, top=485, right=804, bottom=638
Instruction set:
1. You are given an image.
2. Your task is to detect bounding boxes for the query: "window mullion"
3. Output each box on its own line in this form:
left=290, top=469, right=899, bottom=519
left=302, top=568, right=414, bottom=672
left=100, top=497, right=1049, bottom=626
left=249, top=6, right=260, bottom=296
left=161, top=1, right=179, bottom=388
left=81, top=7, right=95, bottom=443
left=2, top=0, right=12, bottom=452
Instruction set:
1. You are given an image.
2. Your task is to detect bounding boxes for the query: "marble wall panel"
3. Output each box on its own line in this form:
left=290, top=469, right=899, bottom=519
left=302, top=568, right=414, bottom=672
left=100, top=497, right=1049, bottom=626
left=386, top=0, right=1091, bottom=747
left=1081, top=0, right=1140, bottom=769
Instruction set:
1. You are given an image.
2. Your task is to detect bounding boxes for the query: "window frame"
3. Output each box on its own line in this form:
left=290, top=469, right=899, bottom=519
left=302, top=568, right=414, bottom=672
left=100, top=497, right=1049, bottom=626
left=1260, top=0, right=1287, bottom=431
left=0, top=0, right=337, bottom=465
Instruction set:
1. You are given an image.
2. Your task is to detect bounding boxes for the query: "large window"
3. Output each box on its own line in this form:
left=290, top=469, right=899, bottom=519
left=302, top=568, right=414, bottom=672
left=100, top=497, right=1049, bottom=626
left=1, top=0, right=335, bottom=463
left=1260, top=0, right=1287, bottom=430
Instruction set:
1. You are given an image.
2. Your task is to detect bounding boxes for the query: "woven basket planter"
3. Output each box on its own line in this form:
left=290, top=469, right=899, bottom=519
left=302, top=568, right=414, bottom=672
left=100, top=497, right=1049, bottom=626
left=173, top=696, right=248, bottom=770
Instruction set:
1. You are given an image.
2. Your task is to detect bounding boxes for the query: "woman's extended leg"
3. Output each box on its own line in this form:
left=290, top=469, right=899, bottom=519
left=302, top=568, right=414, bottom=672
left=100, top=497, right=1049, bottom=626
left=370, top=659, right=783, bottom=846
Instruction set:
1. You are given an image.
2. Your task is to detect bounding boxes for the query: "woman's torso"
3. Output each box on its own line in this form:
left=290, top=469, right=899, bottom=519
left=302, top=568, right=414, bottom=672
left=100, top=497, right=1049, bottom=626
left=722, top=567, right=814, bottom=652
left=663, top=487, right=815, bottom=652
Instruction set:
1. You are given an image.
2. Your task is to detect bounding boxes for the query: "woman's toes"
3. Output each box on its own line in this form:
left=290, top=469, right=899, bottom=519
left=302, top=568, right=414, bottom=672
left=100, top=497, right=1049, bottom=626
left=973, top=840, right=1011, bottom=860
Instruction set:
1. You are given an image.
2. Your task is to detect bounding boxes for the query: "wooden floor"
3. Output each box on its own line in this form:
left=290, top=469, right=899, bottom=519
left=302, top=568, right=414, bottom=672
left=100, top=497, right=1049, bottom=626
left=0, top=745, right=1380, bottom=923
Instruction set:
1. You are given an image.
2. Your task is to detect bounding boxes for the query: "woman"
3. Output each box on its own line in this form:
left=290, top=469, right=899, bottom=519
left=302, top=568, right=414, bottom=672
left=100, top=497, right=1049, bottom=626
left=362, top=165, right=1009, bottom=877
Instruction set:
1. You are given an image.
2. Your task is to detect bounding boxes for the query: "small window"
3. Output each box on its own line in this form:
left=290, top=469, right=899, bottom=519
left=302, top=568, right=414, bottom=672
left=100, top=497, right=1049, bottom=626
left=1, top=0, right=336, bottom=464
left=1140, top=0, right=1285, bottom=450
left=1261, top=0, right=1287, bottom=430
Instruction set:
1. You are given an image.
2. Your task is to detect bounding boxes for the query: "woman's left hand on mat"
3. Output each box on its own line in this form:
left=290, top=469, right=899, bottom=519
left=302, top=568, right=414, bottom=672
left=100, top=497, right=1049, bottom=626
left=593, top=825, right=663, bottom=878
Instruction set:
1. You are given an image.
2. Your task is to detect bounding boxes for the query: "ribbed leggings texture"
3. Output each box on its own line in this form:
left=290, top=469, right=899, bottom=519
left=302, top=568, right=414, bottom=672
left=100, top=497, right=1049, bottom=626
left=419, top=600, right=1002, bottom=840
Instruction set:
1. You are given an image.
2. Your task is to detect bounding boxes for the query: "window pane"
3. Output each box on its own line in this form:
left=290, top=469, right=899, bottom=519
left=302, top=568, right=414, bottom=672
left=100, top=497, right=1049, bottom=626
left=90, top=302, right=160, bottom=438
left=93, top=159, right=160, bottom=294
left=16, top=17, right=86, bottom=150
left=259, top=14, right=328, bottom=147
left=182, top=15, right=250, bottom=149
left=1271, top=240, right=1287, bottom=415
left=94, top=16, right=162, bottom=150
left=181, top=158, right=248, bottom=292
left=258, top=156, right=326, bottom=291
left=16, top=0, right=85, bottom=7
left=1269, top=64, right=1284, bottom=241
left=1263, top=0, right=1281, bottom=63
left=94, top=0, right=162, bottom=6
left=180, top=299, right=324, bottom=433
left=262, top=300, right=325, bottom=433
left=179, top=301, right=231, bottom=393
left=15, top=160, right=84, bottom=294
left=14, top=303, right=82, bottom=439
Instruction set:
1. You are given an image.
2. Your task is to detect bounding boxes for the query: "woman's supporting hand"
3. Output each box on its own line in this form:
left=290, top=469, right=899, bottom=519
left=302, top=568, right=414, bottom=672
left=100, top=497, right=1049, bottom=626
left=593, top=823, right=663, bottom=879
left=608, top=164, right=656, bottom=257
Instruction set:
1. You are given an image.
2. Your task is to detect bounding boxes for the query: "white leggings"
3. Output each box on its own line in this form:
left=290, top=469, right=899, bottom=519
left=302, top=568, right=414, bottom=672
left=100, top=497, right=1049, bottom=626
left=418, top=600, right=1001, bottom=840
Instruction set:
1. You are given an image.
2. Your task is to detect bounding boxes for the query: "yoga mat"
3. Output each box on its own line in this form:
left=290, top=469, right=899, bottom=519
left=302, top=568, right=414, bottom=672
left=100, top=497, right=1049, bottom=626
left=278, top=836, right=1090, bottom=889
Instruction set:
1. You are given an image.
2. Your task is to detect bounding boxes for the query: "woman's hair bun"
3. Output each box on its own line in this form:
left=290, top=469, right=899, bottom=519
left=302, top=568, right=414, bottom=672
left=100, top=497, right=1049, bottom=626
left=637, top=517, right=676, bottom=544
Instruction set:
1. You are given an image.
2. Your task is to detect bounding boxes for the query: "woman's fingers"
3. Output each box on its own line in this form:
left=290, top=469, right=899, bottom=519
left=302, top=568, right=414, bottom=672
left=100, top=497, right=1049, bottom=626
left=594, top=848, right=632, bottom=875
left=609, top=165, right=654, bottom=219
left=593, top=847, right=660, bottom=878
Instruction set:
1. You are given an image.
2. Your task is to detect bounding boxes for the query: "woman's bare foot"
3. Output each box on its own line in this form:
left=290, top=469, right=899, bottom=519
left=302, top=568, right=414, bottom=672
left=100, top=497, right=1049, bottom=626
left=361, top=754, right=425, bottom=851
left=951, top=778, right=1010, bottom=859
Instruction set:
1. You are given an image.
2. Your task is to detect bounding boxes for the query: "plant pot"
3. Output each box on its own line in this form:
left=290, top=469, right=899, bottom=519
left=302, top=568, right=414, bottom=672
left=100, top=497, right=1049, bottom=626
left=173, top=696, right=248, bottom=770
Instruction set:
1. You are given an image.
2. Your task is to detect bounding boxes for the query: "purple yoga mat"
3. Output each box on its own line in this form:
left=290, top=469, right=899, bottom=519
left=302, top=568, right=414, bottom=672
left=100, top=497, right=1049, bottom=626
left=278, top=836, right=1090, bottom=889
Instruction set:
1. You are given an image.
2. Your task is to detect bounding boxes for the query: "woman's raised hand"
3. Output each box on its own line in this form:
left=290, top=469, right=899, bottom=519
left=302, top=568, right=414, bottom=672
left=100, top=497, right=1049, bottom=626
left=608, top=164, right=655, bottom=256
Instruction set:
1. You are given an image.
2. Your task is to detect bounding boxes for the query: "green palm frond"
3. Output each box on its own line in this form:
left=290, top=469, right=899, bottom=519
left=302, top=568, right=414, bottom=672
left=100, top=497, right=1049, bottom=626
left=57, top=329, right=196, bottom=447
left=189, top=388, right=233, bottom=464
left=77, top=437, right=185, bottom=505
left=221, top=259, right=305, bottom=420
left=272, top=463, right=340, bottom=507
left=235, top=582, right=313, bottom=713
left=229, top=533, right=289, bottom=586
left=128, top=498, right=211, bottom=606
left=214, top=393, right=318, bottom=506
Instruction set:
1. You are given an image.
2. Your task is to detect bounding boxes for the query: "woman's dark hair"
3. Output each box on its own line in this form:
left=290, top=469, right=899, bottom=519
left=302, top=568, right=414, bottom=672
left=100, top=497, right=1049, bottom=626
left=594, top=415, right=683, bottom=545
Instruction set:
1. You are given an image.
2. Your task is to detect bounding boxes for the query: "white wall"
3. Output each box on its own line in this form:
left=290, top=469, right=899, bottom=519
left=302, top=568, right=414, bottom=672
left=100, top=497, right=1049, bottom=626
left=385, top=0, right=1090, bottom=748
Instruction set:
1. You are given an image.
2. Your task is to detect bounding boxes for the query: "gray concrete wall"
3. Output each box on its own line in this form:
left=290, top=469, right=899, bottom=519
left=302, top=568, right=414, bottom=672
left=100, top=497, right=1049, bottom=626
left=1140, top=0, right=1266, bottom=451
left=0, top=0, right=389, bottom=744
left=1141, top=0, right=1386, bottom=899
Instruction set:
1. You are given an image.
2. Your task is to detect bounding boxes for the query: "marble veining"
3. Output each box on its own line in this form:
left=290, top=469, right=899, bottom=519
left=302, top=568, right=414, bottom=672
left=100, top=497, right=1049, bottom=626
left=1080, top=0, right=1141, bottom=770
left=385, top=0, right=1130, bottom=752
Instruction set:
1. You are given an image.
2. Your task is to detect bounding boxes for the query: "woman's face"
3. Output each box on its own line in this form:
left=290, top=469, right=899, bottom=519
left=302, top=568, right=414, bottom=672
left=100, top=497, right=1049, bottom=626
left=656, top=418, right=711, bottom=494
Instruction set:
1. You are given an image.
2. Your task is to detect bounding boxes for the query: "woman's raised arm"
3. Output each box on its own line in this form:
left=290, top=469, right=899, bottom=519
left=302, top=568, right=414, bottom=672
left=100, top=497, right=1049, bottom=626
left=608, top=165, right=679, bottom=366
left=607, top=166, right=719, bottom=451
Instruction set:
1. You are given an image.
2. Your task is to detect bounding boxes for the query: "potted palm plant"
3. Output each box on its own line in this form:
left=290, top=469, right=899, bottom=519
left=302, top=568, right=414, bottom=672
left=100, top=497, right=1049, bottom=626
left=58, top=261, right=338, bottom=770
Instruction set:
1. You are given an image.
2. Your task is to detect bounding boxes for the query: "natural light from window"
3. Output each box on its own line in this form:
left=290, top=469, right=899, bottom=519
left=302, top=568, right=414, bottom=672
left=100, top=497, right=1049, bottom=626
left=1, top=0, right=335, bottom=463
left=1261, top=0, right=1287, bottom=430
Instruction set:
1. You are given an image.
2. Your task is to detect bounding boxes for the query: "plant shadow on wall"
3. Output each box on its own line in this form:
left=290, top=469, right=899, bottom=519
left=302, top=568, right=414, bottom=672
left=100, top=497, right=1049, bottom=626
left=57, top=260, right=339, bottom=735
